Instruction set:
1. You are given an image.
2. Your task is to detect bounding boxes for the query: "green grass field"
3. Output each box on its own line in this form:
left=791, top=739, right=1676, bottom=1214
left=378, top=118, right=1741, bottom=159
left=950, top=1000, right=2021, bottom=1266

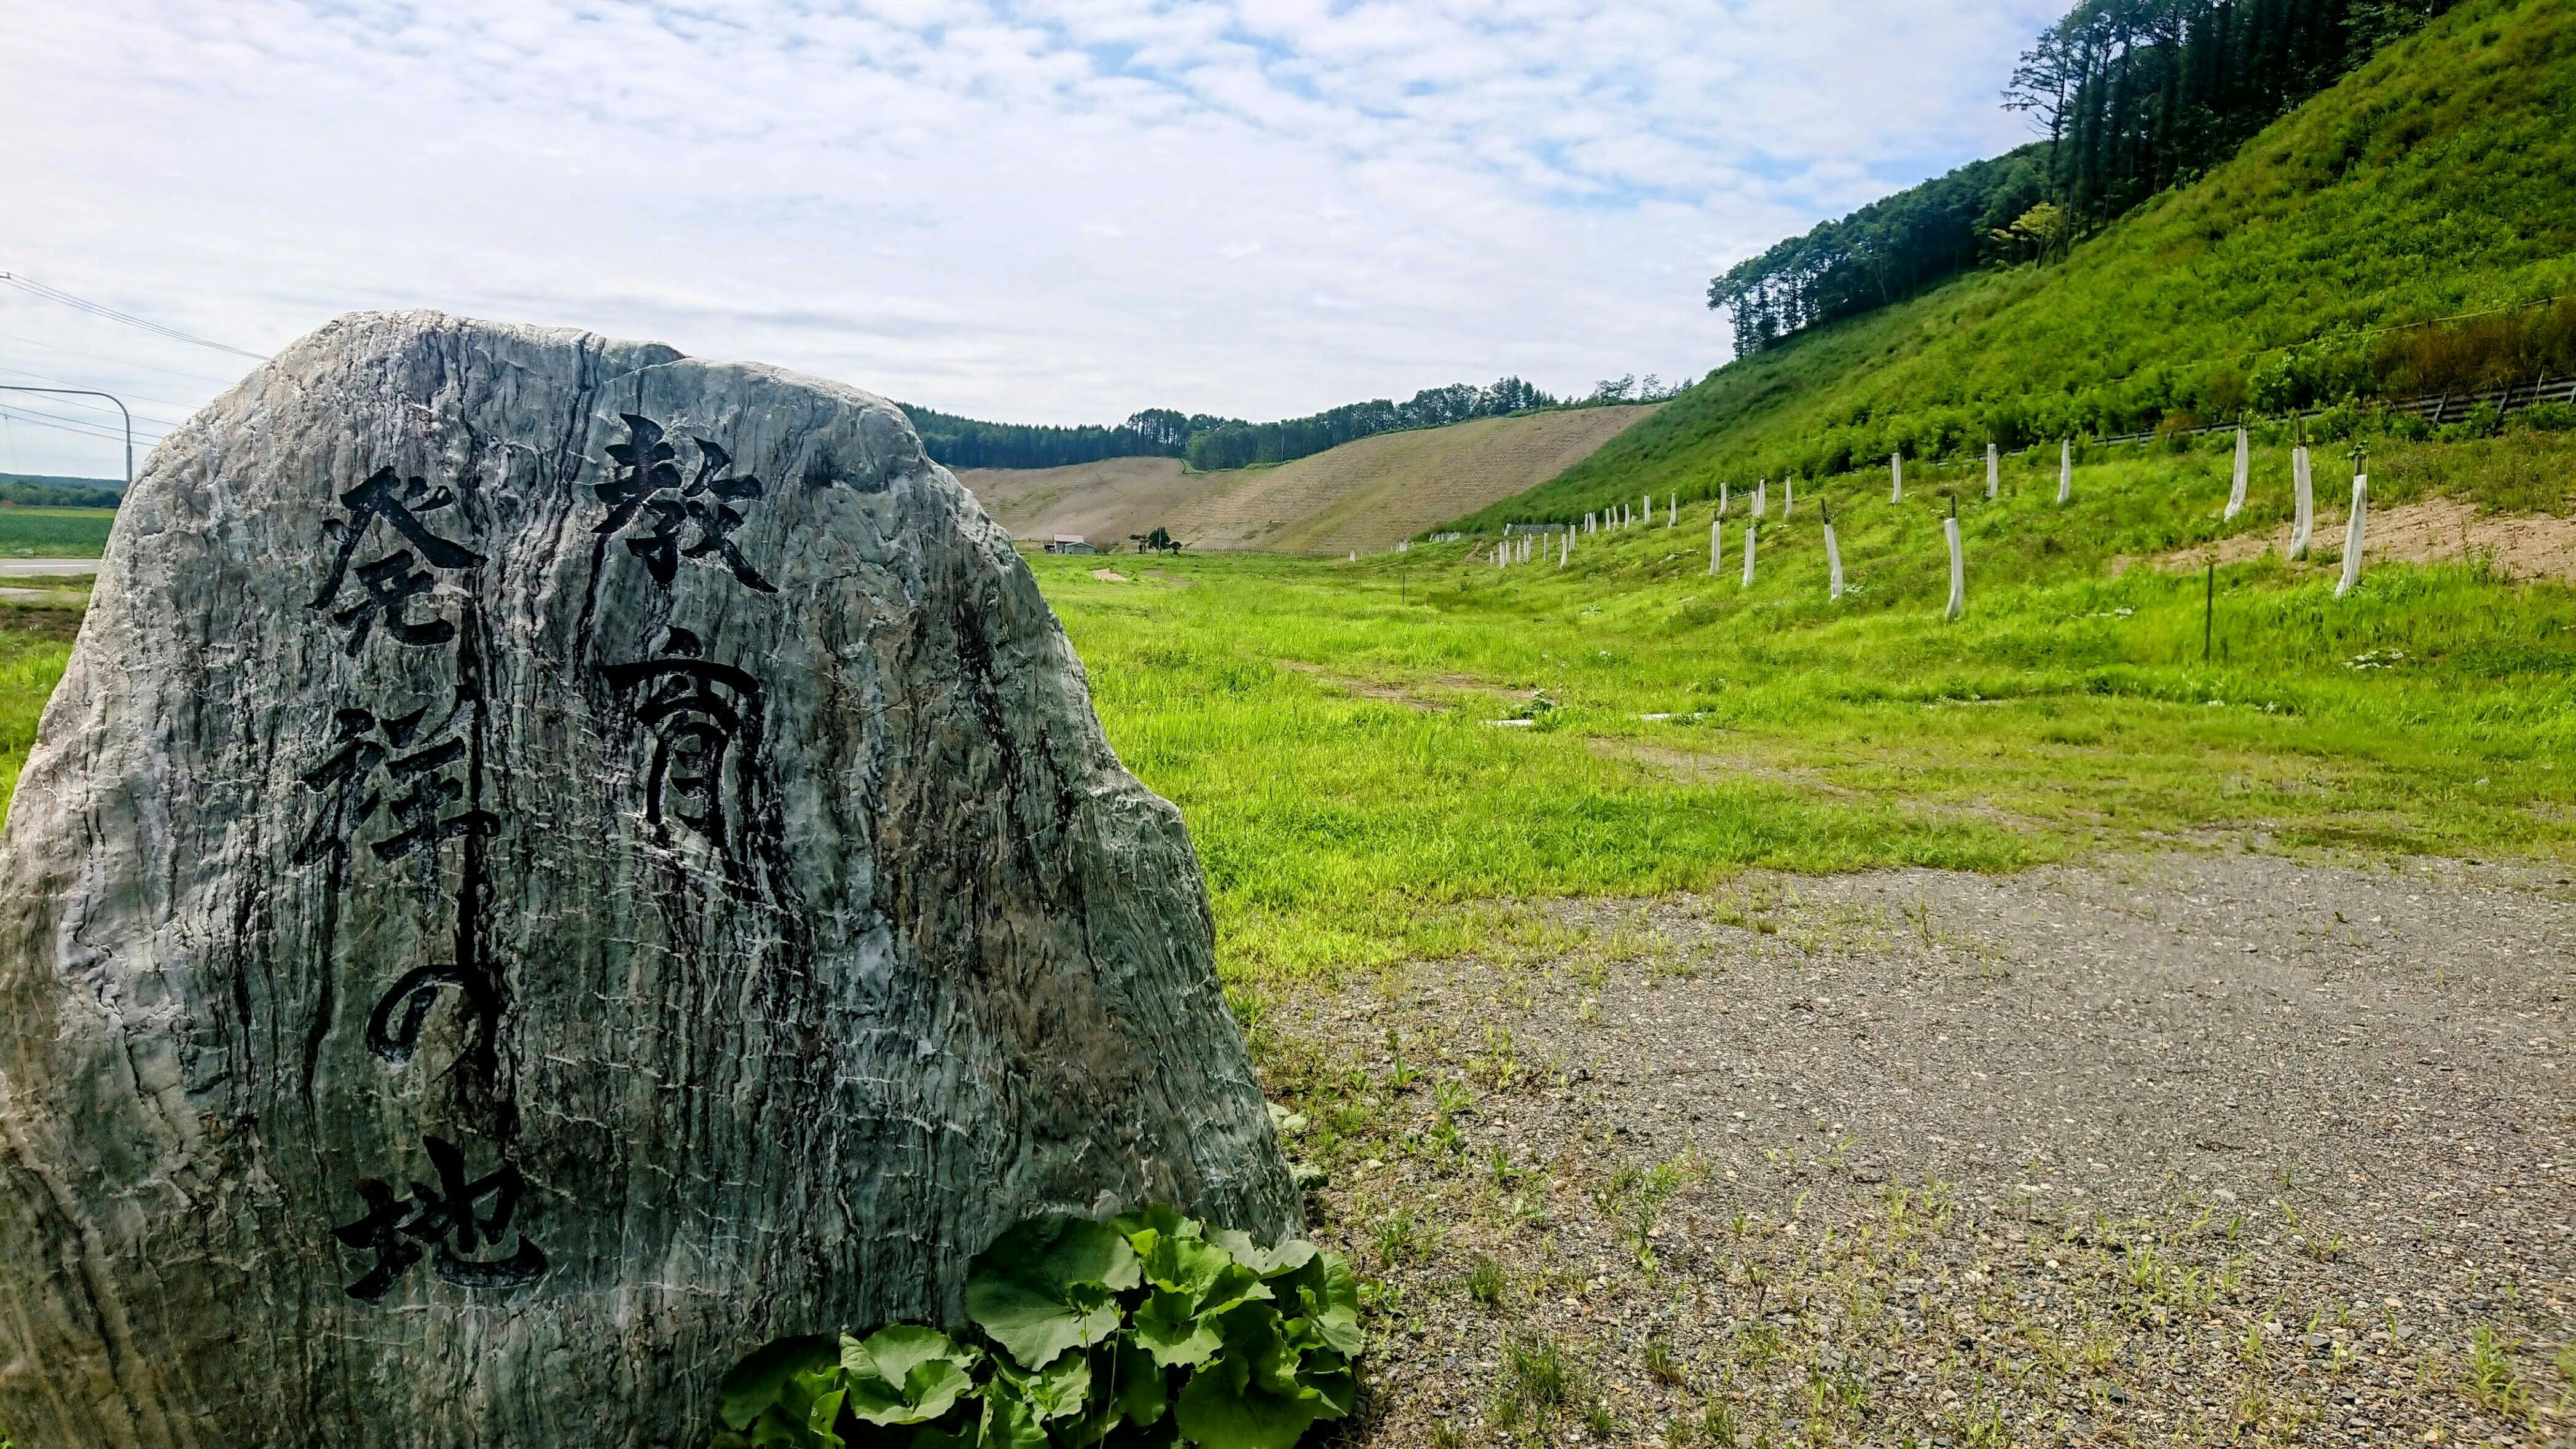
left=0, top=506, right=115, bottom=558
left=1037, top=433, right=2574, bottom=983
left=5, top=436, right=2570, bottom=984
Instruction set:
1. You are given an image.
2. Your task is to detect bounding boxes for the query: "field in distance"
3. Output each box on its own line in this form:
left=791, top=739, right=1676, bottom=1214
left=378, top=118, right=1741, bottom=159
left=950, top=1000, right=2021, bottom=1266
left=958, top=403, right=1658, bottom=555
left=0, top=506, right=115, bottom=559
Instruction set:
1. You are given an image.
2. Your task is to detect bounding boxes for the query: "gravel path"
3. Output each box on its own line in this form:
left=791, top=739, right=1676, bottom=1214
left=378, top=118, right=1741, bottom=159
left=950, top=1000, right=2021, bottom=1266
left=1266, top=850, right=2574, bottom=1447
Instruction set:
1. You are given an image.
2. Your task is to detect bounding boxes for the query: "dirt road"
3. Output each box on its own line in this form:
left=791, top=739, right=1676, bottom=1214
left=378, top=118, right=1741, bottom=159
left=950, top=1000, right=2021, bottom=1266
left=1270, top=851, right=2574, bottom=1445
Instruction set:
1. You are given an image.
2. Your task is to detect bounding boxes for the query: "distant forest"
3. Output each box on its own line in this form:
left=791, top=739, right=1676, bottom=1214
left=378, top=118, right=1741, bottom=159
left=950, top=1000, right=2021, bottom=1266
left=0, top=474, right=123, bottom=508
left=1710, top=0, right=2463, bottom=356
left=903, top=372, right=1683, bottom=473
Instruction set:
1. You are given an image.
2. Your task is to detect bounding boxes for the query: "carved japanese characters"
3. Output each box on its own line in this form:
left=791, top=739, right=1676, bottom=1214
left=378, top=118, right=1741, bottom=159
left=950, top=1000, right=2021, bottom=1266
left=0, top=312, right=1297, bottom=1449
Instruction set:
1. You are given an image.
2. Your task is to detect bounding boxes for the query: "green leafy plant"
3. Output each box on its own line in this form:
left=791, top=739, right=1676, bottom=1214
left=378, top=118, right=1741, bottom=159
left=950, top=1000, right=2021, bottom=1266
left=714, top=1206, right=1361, bottom=1449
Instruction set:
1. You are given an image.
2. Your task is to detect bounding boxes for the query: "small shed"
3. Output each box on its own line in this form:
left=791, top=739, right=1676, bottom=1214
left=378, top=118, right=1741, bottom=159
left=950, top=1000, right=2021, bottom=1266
left=1044, top=534, right=1097, bottom=555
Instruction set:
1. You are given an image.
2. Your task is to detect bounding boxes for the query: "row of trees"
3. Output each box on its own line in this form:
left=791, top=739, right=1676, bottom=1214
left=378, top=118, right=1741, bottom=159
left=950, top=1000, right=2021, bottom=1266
left=0, top=474, right=123, bottom=508
left=1710, top=0, right=2459, bottom=357
left=1706, top=146, right=2052, bottom=358
left=905, top=374, right=1676, bottom=473
left=2005, top=0, right=2459, bottom=229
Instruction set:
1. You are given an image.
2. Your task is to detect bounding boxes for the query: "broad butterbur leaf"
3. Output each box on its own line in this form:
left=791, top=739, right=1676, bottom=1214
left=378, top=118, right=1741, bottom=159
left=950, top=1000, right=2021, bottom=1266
left=1173, top=1359, right=1324, bottom=1449
left=975, top=1388, right=1051, bottom=1449
left=841, top=1325, right=981, bottom=1426
left=1112, top=1340, right=1171, bottom=1427
left=991, top=1343, right=1093, bottom=1423
left=1207, top=1229, right=1317, bottom=1280
left=965, top=1217, right=1141, bottom=1368
left=1288, top=1252, right=1362, bottom=1357
left=1141, top=1233, right=1234, bottom=1297
left=1111, top=1203, right=1200, bottom=1258
left=1132, top=1289, right=1225, bottom=1368
left=718, top=1335, right=841, bottom=1431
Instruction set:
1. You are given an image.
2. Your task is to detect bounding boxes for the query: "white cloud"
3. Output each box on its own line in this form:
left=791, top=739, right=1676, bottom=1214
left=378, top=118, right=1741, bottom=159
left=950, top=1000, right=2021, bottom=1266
left=0, top=0, right=2061, bottom=478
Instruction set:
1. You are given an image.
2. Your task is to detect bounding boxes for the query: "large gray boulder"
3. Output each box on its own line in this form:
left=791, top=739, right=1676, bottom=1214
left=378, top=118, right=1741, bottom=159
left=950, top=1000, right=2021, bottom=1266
left=0, top=312, right=1297, bottom=1448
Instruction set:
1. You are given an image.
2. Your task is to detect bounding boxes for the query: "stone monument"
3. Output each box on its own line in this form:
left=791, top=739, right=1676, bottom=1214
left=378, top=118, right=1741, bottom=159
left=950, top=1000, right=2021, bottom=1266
left=0, top=312, right=1297, bottom=1448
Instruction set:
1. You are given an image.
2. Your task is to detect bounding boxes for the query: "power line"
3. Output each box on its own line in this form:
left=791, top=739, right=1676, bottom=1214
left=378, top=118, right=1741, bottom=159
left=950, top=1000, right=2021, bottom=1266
left=0, top=366, right=189, bottom=426
left=0, top=402, right=166, bottom=446
left=0, top=329, right=242, bottom=387
left=0, top=272, right=266, bottom=359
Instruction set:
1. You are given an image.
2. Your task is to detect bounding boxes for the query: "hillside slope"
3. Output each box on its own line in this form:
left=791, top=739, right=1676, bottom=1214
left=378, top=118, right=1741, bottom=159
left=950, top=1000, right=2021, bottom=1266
left=1461, top=0, right=2576, bottom=528
left=961, top=404, right=1657, bottom=554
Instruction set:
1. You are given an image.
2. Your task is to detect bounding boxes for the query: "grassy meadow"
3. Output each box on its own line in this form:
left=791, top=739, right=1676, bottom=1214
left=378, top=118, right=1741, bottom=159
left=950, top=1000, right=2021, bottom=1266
left=0, top=506, right=115, bottom=558
left=5, top=434, right=2570, bottom=981
left=1039, top=432, right=2574, bottom=984
left=0, top=602, right=76, bottom=826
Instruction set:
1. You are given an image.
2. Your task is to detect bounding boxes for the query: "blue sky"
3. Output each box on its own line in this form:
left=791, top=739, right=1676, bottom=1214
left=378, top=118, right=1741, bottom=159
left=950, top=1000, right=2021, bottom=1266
left=1, top=0, right=2062, bottom=479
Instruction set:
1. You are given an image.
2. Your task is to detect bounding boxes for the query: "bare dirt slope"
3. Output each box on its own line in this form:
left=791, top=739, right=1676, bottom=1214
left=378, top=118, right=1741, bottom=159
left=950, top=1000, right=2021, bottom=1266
left=955, top=405, right=1660, bottom=556
left=2135, top=495, right=2576, bottom=583
left=952, top=455, right=1199, bottom=551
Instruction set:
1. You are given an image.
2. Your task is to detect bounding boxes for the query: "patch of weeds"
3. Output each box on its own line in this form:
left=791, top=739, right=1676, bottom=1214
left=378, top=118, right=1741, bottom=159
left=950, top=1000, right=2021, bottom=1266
left=1383, top=1027, right=1422, bottom=1090
left=1467, top=1254, right=1507, bottom=1307
left=1645, top=1338, right=1687, bottom=1387
left=2464, top=1325, right=2528, bottom=1418
left=1946, top=1399, right=2012, bottom=1448
left=1506, top=1332, right=1574, bottom=1409
left=1376, top=1211, right=1425, bottom=1268
left=1225, top=983, right=1270, bottom=1041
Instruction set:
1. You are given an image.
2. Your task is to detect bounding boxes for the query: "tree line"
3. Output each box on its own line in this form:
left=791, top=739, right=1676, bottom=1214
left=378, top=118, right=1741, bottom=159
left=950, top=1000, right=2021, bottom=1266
left=901, top=374, right=1679, bottom=473
left=0, top=474, right=123, bottom=508
left=1711, top=0, right=2460, bottom=357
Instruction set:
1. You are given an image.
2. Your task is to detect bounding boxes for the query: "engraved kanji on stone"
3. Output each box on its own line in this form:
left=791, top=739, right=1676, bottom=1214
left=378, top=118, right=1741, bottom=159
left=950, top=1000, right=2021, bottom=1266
left=332, top=1136, right=548, bottom=1301
left=328, top=551, right=454, bottom=655
left=603, top=627, right=763, bottom=842
left=595, top=415, right=776, bottom=593
left=294, top=700, right=494, bottom=874
left=312, top=466, right=484, bottom=613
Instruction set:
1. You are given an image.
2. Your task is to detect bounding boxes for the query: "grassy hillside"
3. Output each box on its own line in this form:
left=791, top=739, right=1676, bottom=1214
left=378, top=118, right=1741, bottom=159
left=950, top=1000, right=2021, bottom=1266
left=1462, top=0, right=2576, bottom=528
left=961, top=404, right=1659, bottom=555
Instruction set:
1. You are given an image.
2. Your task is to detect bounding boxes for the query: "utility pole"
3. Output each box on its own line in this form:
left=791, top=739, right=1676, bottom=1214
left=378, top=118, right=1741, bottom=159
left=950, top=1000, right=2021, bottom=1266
left=0, top=385, right=135, bottom=486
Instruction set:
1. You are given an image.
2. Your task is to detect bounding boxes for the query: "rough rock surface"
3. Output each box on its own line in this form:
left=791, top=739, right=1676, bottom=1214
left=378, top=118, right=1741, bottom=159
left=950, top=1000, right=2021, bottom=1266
left=0, top=312, right=1297, bottom=1449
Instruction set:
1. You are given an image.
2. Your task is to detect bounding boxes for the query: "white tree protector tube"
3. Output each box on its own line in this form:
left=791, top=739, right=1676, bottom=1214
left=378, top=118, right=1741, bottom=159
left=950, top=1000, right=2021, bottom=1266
left=1891, top=453, right=1904, bottom=503
left=1825, top=521, right=1844, bottom=600
left=1987, top=442, right=2000, bottom=500
left=2290, top=447, right=2315, bottom=558
left=1756, top=479, right=1769, bottom=517
left=1742, top=521, right=1758, bottom=587
left=2058, top=439, right=2073, bottom=505
left=2226, top=427, right=2250, bottom=520
left=2337, top=474, right=2369, bottom=598
left=1720, top=480, right=1730, bottom=516
left=1642, top=493, right=1651, bottom=526
left=1944, top=516, right=1965, bottom=621
left=1667, top=493, right=1677, bottom=528
left=1710, top=517, right=1722, bottom=575
left=1560, top=530, right=1569, bottom=568
left=1785, top=474, right=1795, bottom=517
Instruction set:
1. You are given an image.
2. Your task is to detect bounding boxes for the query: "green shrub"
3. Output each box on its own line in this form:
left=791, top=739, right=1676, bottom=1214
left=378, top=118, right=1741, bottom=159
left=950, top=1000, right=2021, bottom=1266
left=713, top=1206, right=1361, bottom=1449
